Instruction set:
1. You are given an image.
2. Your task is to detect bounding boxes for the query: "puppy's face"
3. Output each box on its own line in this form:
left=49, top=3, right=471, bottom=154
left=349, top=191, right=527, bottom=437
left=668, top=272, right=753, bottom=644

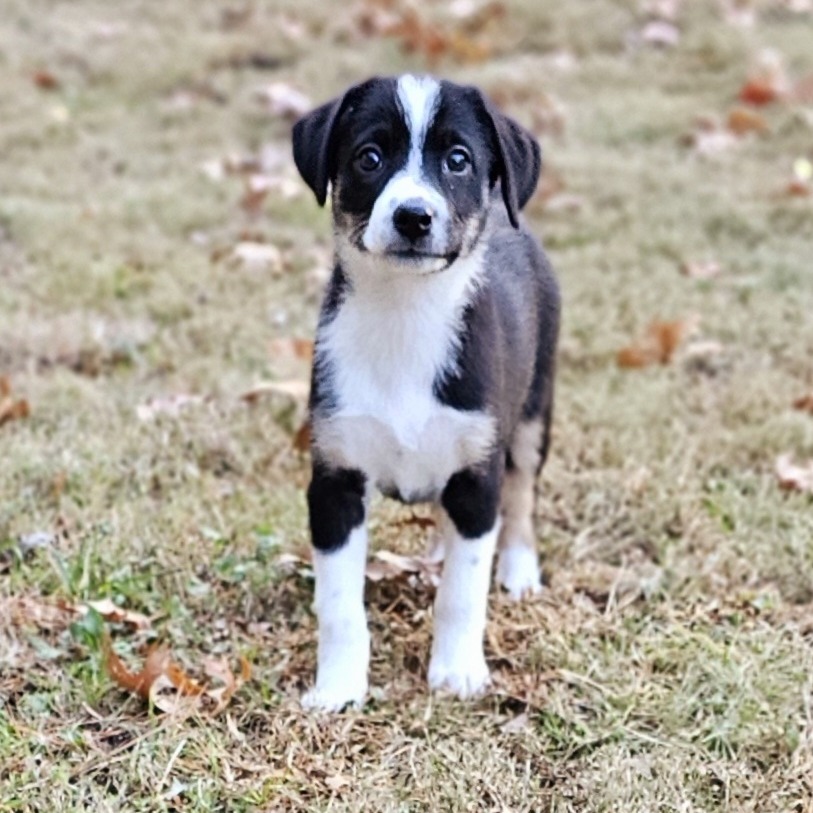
left=332, top=76, right=491, bottom=273
left=294, top=75, right=541, bottom=275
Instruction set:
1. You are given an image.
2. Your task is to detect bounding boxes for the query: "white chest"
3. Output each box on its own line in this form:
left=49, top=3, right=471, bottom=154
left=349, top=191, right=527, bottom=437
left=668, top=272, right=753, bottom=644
left=311, top=263, right=495, bottom=501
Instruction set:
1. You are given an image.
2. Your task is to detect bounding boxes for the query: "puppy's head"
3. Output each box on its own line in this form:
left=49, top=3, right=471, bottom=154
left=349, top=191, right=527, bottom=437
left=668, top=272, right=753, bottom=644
left=293, top=75, right=540, bottom=274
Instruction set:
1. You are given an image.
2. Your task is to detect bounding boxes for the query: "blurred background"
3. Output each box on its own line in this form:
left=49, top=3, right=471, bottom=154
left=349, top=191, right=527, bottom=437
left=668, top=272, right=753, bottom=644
left=2, top=1, right=813, bottom=810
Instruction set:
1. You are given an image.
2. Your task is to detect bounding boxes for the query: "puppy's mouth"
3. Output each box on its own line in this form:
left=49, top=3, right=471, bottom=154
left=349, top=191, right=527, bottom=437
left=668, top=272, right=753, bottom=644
left=387, top=248, right=459, bottom=264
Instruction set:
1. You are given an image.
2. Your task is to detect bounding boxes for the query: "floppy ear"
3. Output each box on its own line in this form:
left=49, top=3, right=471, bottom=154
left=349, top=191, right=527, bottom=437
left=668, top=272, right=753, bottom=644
left=292, top=94, right=347, bottom=207
left=483, top=100, right=541, bottom=229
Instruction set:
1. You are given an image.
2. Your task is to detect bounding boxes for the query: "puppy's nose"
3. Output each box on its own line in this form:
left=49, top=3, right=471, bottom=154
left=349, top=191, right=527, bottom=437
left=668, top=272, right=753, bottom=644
left=393, top=200, right=433, bottom=242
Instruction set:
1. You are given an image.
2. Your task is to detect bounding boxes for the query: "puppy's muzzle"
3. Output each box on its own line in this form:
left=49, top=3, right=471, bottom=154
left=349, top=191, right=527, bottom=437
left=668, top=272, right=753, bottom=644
left=393, top=199, right=433, bottom=243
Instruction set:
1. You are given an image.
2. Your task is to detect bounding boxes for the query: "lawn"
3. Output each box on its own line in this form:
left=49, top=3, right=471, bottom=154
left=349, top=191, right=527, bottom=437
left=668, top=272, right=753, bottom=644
left=1, top=0, right=813, bottom=810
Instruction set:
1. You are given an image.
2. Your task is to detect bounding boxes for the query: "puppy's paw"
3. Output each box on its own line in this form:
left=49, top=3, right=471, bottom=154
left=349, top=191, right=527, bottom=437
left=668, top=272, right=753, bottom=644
left=301, top=676, right=367, bottom=712
left=497, top=546, right=542, bottom=601
left=428, top=652, right=490, bottom=699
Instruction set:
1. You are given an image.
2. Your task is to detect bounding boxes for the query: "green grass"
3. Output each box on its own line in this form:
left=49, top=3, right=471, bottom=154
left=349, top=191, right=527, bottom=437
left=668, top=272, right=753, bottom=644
left=2, top=0, right=813, bottom=810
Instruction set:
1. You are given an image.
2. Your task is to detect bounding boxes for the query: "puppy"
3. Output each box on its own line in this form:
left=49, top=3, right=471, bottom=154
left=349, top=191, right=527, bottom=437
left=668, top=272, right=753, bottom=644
left=292, top=75, right=560, bottom=711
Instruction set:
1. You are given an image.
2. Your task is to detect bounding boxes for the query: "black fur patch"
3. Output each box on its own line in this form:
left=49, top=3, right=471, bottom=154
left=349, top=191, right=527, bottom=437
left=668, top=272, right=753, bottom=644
left=441, top=455, right=502, bottom=539
left=307, top=463, right=367, bottom=552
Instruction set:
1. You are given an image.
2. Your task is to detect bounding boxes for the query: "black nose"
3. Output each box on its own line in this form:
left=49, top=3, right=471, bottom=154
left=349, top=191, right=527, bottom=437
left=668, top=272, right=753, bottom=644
left=393, top=201, right=433, bottom=242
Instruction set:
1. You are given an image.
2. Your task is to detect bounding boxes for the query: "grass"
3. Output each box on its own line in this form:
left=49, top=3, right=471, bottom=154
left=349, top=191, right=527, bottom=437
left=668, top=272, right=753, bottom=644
left=1, top=0, right=813, bottom=810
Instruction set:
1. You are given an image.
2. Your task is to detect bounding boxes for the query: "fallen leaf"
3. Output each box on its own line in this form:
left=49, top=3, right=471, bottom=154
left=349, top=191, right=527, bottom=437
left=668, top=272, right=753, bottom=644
left=240, top=379, right=310, bottom=403
left=293, top=419, right=312, bottom=452
left=103, top=637, right=172, bottom=699
left=103, top=635, right=250, bottom=715
left=500, top=711, right=530, bottom=734
left=0, top=376, right=30, bottom=427
left=793, top=394, right=813, bottom=414
left=382, top=6, right=494, bottom=66
left=689, top=126, right=738, bottom=156
left=256, top=82, right=312, bottom=119
left=726, top=106, right=768, bottom=135
left=136, top=394, right=206, bottom=421
left=229, top=241, right=284, bottom=273
left=738, top=49, right=790, bottom=106
left=240, top=173, right=301, bottom=214
left=785, top=156, right=812, bottom=197
left=268, top=337, right=314, bottom=365
left=84, top=599, right=152, bottom=630
left=680, top=259, right=722, bottom=279
left=641, top=20, right=680, bottom=47
left=365, top=549, right=442, bottom=586
left=617, top=317, right=698, bottom=368
left=33, top=69, right=60, bottom=90
left=776, top=454, right=813, bottom=493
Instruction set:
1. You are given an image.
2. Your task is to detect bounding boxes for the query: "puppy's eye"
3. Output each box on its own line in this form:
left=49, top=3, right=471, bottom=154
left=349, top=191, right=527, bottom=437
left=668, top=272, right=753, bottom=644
left=355, top=145, right=383, bottom=173
left=445, top=147, right=471, bottom=174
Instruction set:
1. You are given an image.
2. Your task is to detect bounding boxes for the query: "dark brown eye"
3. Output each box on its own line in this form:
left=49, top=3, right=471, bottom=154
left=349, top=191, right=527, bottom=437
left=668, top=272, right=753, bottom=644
left=445, top=147, right=471, bottom=174
left=355, top=145, right=383, bottom=173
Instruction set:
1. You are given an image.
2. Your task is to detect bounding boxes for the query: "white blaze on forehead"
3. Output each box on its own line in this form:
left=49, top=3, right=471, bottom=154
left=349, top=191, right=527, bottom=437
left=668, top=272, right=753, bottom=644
left=362, top=75, right=449, bottom=258
left=396, top=74, right=441, bottom=167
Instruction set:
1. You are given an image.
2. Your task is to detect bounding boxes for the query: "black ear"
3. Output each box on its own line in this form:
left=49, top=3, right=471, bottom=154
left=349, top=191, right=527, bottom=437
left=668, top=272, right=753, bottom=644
left=483, top=99, right=541, bottom=228
left=292, top=94, right=347, bottom=207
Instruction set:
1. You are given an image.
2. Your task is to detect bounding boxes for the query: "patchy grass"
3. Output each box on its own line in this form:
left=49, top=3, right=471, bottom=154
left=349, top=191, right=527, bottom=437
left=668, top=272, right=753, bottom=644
left=2, top=0, right=813, bottom=810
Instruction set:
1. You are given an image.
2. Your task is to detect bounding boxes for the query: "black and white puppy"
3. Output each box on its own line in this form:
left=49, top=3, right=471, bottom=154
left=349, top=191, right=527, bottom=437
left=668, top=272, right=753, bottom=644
left=292, top=75, right=560, bottom=711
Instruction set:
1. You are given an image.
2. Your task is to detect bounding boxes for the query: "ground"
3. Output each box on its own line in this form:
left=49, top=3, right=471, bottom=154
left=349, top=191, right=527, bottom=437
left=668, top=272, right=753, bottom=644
left=1, top=0, right=813, bottom=811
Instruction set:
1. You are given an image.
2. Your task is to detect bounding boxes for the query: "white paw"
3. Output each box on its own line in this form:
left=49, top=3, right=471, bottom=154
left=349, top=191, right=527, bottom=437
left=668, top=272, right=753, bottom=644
left=497, top=546, right=542, bottom=601
left=428, top=651, right=490, bottom=698
left=301, top=675, right=368, bottom=712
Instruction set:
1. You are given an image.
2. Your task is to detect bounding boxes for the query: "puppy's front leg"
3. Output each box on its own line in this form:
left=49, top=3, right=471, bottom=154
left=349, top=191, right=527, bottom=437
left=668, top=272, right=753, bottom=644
left=302, top=464, right=369, bottom=712
left=429, top=465, right=500, bottom=698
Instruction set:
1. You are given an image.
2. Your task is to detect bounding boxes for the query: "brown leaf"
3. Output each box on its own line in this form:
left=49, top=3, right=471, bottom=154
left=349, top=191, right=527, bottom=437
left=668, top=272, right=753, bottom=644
left=793, top=394, right=813, bottom=414
left=268, top=337, right=314, bottom=365
left=33, top=69, right=60, bottom=90
left=293, top=419, right=312, bottom=452
left=738, top=50, right=790, bottom=106
left=776, top=454, right=813, bottom=493
left=617, top=318, right=697, bottom=369
left=726, top=107, right=768, bottom=135
left=103, top=635, right=249, bottom=714
left=0, top=377, right=30, bottom=427
left=383, top=7, right=493, bottom=66
left=103, top=636, right=171, bottom=699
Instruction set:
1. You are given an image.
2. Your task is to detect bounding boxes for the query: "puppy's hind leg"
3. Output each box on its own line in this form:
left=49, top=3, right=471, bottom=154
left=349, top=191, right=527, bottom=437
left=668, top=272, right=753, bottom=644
left=425, top=503, right=455, bottom=563
left=497, top=416, right=546, bottom=600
